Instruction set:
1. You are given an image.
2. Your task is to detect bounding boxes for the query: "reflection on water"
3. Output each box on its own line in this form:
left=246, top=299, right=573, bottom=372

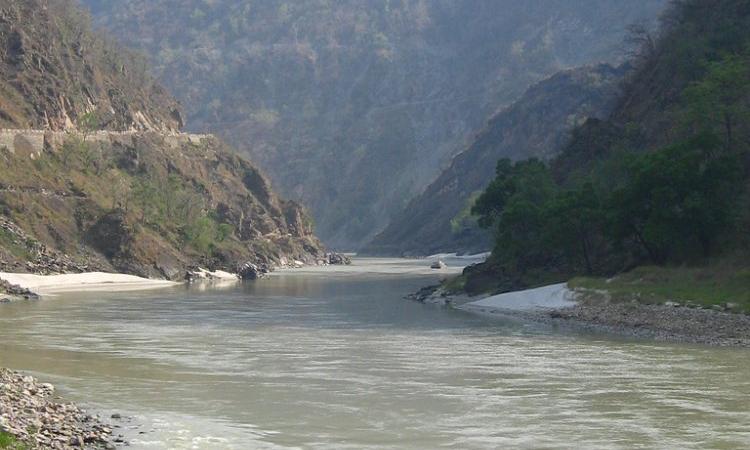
left=0, top=260, right=749, bottom=449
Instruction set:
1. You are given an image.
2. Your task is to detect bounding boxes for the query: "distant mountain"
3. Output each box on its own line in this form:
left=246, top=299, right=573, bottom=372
left=363, top=64, right=624, bottom=256
left=0, top=0, right=323, bottom=279
left=81, top=0, right=667, bottom=248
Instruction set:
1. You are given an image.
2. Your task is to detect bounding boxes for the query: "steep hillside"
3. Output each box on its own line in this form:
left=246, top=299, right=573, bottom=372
left=0, top=0, right=323, bottom=280
left=0, top=0, right=181, bottom=131
left=364, top=64, right=624, bottom=256
left=82, top=0, right=667, bottom=248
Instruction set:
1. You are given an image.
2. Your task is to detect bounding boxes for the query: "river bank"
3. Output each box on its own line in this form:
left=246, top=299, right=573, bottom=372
left=1, top=258, right=749, bottom=448
left=0, top=369, right=116, bottom=449
left=411, top=283, right=750, bottom=347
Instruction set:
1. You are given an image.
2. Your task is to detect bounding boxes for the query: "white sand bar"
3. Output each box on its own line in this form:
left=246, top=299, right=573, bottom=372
left=459, top=283, right=576, bottom=313
left=0, top=272, right=178, bottom=295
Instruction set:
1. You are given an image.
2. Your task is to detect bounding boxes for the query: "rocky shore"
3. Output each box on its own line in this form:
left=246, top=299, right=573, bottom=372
left=0, top=369, right=116, bottom=449
left=549, top=297, right=750, bottom=347
left=0, top=279, right=38, bottom=303
left=410, top=285, right=750, bottom=347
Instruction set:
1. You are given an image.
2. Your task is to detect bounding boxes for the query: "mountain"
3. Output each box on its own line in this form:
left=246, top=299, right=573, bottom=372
left=0, top=0, right=323, bottom=279
left=81, top=0, right=667, bottom=248
left=363, top=64, right=625, bottom=256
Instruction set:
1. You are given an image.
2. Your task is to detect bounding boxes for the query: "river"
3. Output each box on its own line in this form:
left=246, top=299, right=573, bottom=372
left=0, top=258, right=748, bottom=449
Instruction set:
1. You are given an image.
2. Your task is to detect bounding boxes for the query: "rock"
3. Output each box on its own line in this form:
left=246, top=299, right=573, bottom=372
left=327, top=253, right=352, bottom=265
left=0, top=368, right=114, bottom=448
left=110, top=413, right=121, bottom=419
left=238, top=262, right=261, bottom=280
left=430, top=260, right=447, bottom=269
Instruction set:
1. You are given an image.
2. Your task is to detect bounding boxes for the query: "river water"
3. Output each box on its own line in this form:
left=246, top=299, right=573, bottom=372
left=0, top=258, right=748, bottom=449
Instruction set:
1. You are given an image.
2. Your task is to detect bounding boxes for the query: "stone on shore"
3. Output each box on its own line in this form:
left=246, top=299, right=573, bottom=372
left=326, top=253, right=352, bottom=265
left=0, top=368, right=113, bottom=448
left=430, top=260, right=447, bottom=270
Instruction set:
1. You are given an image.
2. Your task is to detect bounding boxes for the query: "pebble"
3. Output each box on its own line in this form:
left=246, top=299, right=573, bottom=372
left=0, top=368, right=116, bottom=449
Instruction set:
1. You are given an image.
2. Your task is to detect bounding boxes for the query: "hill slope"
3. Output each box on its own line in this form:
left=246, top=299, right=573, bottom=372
left=82, top=0, right=667, bottom=248
left=364, top=64, right=624, bottom=256
left=461, top=0, right=750, bottom=295
left=0, top=0, right=181, bottom=131
left=0, top=0, right=323, bottom=280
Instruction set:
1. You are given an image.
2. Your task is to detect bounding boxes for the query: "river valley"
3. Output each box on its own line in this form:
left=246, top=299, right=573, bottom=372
left=1, top=259, right=749, bottom=449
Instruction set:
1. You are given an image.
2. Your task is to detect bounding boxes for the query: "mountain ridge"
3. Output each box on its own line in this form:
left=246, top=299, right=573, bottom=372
left=363, top=63, right=625, bottom=256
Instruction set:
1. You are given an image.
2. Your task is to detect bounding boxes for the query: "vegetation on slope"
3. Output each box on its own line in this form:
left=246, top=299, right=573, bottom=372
left=461, top=0, right=750, bottom=306
left=570, top=265, right=750, bottom=313
left=0, top=132, right=322, bottom=279
left=82, top=0, right=666, bottom=247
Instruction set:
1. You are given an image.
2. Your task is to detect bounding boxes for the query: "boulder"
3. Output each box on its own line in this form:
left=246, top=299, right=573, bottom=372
left=430, top=260, right=447, bottom=269
left=238, top=262, right=261, bottom=280
left=327, top=253, right=352, bottom=265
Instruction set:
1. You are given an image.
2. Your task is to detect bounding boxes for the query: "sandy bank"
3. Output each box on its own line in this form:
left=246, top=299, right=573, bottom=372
left=0, top=272, right=177, bottom=295
left=458, top=283, right=576, bottom=313
left=274, top=257, right=468, bottom=276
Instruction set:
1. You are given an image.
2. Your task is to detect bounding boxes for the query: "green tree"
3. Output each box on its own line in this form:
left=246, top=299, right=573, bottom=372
left=473, top=158, right=557, bottom=271
left=608, top=133, right=744, bottom=263
left=684, top=52, right=750, bottom=150
left=78, top=111, right=101, bottom=142
left=544, top=182, right=604, bottom=274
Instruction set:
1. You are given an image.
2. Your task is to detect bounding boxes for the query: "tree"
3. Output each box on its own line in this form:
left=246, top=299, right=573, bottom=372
left=608, top=133, right=744, bottom=263
left=473, top=158, right=557, bottom=271
left=684, top=52, right=750, bottom=150
left=78, top=111, right=101, bottom=141
left=544, top=182, right=604, bottom=274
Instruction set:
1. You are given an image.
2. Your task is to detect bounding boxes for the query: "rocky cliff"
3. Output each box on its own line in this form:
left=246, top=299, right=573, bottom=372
left=363, top=64, right=625, bottom=256
left=82, top=0, right=667, bottom=248
left=0, top=0, right=323, bottom=280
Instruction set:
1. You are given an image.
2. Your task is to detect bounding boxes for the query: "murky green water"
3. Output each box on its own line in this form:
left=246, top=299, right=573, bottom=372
left=1, top=259, right=749, bottom=449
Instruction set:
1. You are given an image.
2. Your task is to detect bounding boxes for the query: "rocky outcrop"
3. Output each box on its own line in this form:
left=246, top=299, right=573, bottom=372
left=0, top=278, right=38, bottom=302
left=363, top=64, right=625, bottom=256
left=326, top=253, right=352, bottom=265
left=238, top=262, right=270, bottom=280
left=0, top=131, right=324, bottom=280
